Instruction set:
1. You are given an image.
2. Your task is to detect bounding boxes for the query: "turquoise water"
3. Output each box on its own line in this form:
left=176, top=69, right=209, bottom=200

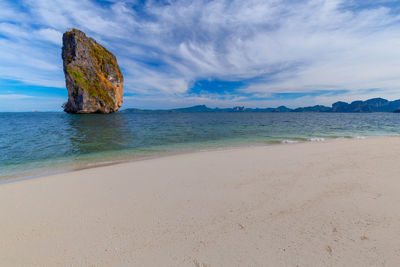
left=1, top=112, right=400, bottom=180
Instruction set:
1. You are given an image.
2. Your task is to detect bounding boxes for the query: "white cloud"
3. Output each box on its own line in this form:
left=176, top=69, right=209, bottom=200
left=1, top=0, right=400, bottom=108
left=0, top=94, right=32, bottom=99
left=35, top=28, right=63, bottom=45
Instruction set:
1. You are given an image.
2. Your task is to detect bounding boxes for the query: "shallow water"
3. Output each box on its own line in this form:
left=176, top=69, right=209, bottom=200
left=1, top=112, right=400, bottom=180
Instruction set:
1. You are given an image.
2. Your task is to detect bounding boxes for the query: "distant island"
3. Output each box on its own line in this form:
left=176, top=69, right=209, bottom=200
left=122, top=97, right=400, bottom=113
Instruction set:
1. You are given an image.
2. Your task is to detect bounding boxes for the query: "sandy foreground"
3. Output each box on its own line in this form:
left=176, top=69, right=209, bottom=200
left=1, top=138, right=400, bottom=266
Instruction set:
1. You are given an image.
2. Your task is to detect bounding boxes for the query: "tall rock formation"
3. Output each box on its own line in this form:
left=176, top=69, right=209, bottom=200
left=62, top=29, right=123, bottom=113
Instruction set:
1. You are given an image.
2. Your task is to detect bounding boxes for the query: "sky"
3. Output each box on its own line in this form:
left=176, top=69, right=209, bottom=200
left=1, top=0, right=400, bottom=111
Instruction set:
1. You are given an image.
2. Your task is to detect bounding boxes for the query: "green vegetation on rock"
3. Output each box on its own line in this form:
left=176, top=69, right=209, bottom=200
left=67, top=66, right=89, bottom=90
left=67, top=65, right=114, bottom=107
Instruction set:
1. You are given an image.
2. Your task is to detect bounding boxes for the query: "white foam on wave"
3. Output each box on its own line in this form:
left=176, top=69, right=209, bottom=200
left=355, top=136, right=366, bottom=139
left=308, top=137, right=325, bottom=142
left=281, top=139, right=299, bottom=144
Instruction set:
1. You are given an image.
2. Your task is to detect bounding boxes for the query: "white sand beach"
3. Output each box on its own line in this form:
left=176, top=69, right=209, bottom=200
left=1, top=137, right=400, bottom=266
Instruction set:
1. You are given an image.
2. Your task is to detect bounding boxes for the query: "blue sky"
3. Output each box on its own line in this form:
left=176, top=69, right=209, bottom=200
left=1, top=0, right=400, bottom=111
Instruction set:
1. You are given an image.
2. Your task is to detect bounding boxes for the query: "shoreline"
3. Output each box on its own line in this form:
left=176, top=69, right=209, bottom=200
left=1, top=135, right=393, bottom=185
left=2, top=136, right=400, bottom=265
left=2, top=137, right=400, bottom=265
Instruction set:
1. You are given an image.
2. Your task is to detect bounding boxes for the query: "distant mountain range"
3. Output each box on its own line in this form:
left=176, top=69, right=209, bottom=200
left=121, top=98, right=400, bottom=113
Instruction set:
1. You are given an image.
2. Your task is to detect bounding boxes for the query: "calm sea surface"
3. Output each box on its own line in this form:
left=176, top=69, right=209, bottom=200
left=1, top=112, right=400, bottom=180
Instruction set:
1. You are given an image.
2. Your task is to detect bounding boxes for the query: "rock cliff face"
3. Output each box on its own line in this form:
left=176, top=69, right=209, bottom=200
left=62, top=29, right=123, bottom=113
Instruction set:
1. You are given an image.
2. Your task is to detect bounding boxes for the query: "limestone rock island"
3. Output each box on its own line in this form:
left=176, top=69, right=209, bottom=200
left=62, top=29, right=123, bottom=113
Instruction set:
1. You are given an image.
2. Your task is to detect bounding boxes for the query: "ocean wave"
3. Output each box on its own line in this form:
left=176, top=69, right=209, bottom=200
left=281, top=139, right=299, bottom=144
left=308, top=137, right=325, bottom=142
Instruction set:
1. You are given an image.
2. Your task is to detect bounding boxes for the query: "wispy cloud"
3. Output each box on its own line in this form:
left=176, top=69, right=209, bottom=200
left=1, top=0, right=400, bottom=110
left=0, top=94, right=33, bottom=99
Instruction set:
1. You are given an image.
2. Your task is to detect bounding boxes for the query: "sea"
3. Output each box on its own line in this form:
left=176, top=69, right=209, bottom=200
left=1, top=112, right=400, bottom=181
